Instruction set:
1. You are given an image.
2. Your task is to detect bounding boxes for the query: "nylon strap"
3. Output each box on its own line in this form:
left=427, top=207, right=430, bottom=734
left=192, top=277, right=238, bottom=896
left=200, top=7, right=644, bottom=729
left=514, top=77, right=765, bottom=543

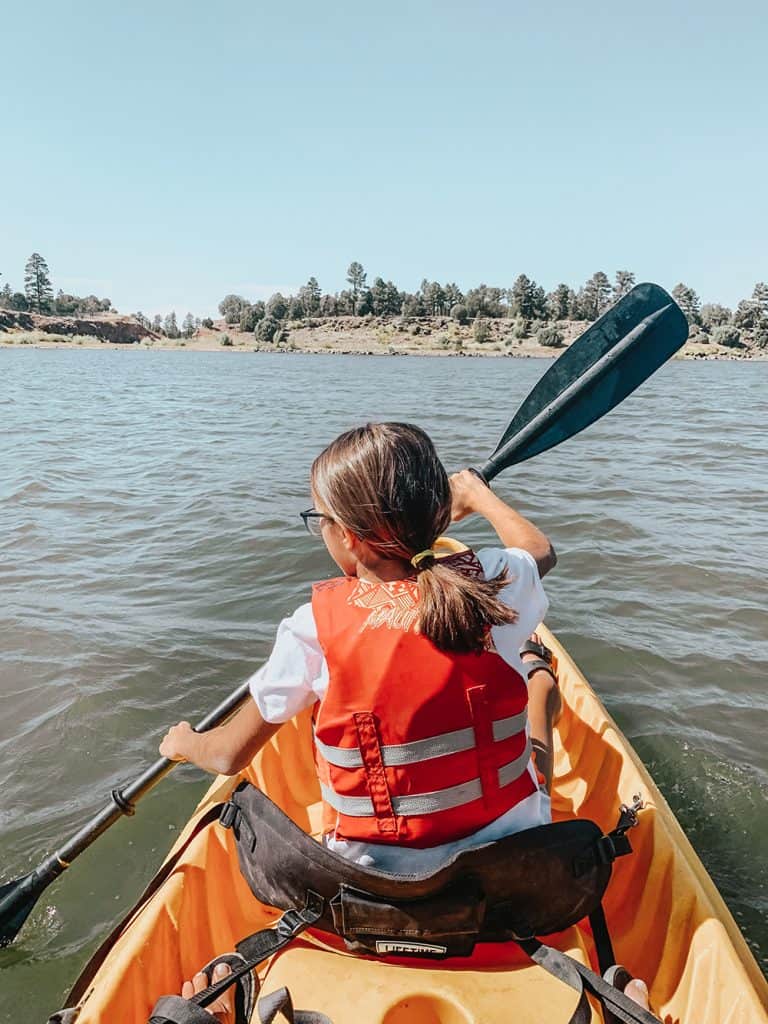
left=258, top=986, right=333, bottom=1024
left=523, top=657, right=558, bottom=681
left=589, top=904, right=617, bottom=976
left=191, top=894, right=324, bottom=1011
left=466, top=685, right=498, bottom=804
left=149, top=994, right=220, bottom=1024
left=353, top=712, right=398, bottom=834
left=517, top=938, right=663, bottom=1024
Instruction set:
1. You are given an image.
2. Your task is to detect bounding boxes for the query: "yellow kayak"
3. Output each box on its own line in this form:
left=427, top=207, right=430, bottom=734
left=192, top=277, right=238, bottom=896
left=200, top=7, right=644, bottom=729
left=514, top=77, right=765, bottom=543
left=62, top=626, right=768, bottom=1024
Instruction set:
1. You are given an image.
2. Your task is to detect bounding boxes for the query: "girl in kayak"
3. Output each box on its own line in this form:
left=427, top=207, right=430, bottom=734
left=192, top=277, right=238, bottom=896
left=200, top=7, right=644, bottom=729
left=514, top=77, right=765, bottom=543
left=160, top=422, right=561, bottom=872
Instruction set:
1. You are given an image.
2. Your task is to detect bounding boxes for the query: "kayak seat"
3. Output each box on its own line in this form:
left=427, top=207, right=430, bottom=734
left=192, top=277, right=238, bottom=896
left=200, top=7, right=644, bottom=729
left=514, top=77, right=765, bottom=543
left=174, top=781, right=660, bottom=1024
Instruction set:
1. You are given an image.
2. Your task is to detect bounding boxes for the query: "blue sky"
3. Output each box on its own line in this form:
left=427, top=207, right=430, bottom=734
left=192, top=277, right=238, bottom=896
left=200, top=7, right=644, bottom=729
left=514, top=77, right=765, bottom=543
left=2, top=0, right=766, bottom=317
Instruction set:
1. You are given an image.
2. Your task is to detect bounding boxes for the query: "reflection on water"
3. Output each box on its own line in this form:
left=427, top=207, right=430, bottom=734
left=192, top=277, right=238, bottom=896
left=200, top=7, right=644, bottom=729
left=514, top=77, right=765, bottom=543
left=0, top=350, right=766, bottom=1016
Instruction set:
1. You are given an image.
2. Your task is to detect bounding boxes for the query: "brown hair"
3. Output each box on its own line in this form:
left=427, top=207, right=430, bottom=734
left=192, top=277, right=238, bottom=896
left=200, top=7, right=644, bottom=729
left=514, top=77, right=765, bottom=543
left=311, top=422, right=517, bottom=653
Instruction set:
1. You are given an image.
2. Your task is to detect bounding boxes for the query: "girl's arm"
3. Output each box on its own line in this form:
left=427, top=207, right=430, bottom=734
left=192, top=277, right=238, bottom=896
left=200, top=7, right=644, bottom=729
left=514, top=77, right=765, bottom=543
left=450, top=470, right=557, bottom=578
left=159, top=699, right=281, bottom=775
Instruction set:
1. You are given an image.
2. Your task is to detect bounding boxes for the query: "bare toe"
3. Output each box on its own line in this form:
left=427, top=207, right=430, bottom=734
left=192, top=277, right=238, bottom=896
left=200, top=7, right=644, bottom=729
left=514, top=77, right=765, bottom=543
left=192, top=972, right=210, bottom=995
left=179, top=965, right=235, bottom=1021
left=208, top=963, right=235, bottom=1017
left=625, top=978, right=650, bottom=1010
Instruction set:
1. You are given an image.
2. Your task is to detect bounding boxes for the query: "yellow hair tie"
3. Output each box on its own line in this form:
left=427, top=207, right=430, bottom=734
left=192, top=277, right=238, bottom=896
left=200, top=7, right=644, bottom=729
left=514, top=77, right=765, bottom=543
left=411, top=549, right=437, bottom=568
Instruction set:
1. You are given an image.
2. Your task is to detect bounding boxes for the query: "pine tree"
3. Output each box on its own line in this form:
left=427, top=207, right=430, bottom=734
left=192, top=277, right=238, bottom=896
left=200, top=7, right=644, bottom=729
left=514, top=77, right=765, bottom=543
left=580, top=272, right=612, bottom=320
left=346, top=262, right=367, bottom=314
left=509, top=275, right=545, bottom=320
left=164, top=311, right=179, bottom=338
left=299, top=277, right=322, bottom=315
left=671, top=283, right=701, bottom=326
left=444, top=283, right=464, bottom=309
left=421, top=281, right=446, bottom=315
left=24, top=253, right=54, bottom=312
left=152, top=314, right=163, bottom=334
left=612, top=271, right=635, bottom=302
left=546, top=284, right=572, bottom=321
left=751, top=282, right=768, bottom=322
left=182, top=312, right=195, bottom=337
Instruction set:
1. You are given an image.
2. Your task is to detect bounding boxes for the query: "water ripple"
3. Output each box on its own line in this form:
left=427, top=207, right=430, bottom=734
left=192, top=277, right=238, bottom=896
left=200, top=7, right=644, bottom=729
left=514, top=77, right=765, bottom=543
left=0, top=350, right=766, bottom=1014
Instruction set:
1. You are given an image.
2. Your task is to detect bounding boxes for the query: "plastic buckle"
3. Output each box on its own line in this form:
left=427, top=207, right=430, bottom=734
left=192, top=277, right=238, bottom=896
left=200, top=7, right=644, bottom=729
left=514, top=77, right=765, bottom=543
left=218, top=801, right=239, bottom=830
left=614, top=793, right=644, bottom=836
left=525, top=640, right=552, bottom=663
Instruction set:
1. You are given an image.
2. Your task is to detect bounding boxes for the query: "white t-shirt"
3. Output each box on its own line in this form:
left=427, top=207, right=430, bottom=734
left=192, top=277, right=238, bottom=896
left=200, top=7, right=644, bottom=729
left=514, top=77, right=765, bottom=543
left=248, top=547, right=550, bottom=872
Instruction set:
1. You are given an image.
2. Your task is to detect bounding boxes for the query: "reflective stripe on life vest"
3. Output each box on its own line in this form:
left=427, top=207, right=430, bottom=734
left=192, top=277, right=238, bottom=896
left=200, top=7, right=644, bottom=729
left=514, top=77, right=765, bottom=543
left=313, top=710, right=528, bottom=769
left=320, top=736, right=533, bottom=817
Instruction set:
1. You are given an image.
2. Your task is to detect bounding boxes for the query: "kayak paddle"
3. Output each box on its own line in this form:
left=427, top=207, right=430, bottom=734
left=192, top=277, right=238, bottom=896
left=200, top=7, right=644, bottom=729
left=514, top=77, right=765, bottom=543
left=0, top=281, right=687, bottom=947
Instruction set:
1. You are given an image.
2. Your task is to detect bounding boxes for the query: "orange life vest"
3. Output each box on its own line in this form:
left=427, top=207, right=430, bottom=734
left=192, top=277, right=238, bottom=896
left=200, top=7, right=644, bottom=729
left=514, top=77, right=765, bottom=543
left=311, top=557, right=536, bottom=848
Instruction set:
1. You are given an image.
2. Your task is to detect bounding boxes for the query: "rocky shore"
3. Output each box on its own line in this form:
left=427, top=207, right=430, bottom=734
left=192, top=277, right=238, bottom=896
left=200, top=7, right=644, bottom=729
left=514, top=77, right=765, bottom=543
left=1, top=311, right=766, bottom=360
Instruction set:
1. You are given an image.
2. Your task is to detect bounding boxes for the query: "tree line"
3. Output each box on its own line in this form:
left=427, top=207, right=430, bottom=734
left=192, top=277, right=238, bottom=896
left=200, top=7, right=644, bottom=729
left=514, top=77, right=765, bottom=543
left=218, top=264, right=768, bottom=349
left=1, top=253, right=113, bottom=318
left=3, top=254, right=766, bottom=350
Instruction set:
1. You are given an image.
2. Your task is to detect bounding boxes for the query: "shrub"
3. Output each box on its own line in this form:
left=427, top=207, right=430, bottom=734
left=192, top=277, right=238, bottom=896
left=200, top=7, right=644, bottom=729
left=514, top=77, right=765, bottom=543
left=220, top=334, right=233, bottom=347
left=450, top=303, right=468, bottom=324
left=256, top=317, right=279, bottom=343
left=700, top=303, right=731, bottom=329
left=513, top=319, right=529, bottom=340
left=752, top=327, right=768, bottom=349
left=473, top=319, right=492, bottom=344
left=537, top=326, right=564, bottom=348
left=218, top=294, right=247, bottom=324
left=712, top=325, right=743, bottom=349
left=201, top=317, right=214, bottom=330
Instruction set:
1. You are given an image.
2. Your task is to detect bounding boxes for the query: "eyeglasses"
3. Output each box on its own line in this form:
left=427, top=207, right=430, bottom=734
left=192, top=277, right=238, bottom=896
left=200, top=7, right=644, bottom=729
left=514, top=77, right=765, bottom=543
left=300, top=507, right=333, bottom=537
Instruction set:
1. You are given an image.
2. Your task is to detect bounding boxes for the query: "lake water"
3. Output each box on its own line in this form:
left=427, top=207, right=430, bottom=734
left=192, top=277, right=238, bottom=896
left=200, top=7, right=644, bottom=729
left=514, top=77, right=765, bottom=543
left=0, top=349, right=766, bottom=1019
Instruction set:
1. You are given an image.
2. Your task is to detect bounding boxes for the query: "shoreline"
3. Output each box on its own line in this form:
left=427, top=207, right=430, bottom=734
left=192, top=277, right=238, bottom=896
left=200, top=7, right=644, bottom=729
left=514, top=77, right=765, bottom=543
left=2, top=315, right=766, bottom=360
left=2, top=336, right=765, bottom=360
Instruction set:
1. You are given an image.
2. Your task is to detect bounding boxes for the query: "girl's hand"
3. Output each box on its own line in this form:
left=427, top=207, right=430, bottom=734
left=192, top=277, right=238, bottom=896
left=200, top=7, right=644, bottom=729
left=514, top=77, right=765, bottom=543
left=449, top=469, right=493, bottom=522
left=159, top=721, right=196, bottom=762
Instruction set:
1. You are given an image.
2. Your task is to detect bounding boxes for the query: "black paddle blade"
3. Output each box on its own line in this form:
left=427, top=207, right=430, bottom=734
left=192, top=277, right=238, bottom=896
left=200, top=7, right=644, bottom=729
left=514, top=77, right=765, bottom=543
left=480, top=283, right=688, bottom=481
left=0, top=871, right=47, bottom=947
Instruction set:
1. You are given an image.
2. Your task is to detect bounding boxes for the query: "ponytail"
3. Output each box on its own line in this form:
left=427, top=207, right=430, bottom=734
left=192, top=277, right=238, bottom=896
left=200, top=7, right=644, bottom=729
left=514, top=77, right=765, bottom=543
left=415, top=557, right=517, bottom=654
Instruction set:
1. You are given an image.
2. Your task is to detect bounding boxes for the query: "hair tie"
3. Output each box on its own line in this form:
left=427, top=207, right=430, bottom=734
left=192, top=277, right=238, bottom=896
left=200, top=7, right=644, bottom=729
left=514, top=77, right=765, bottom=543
left=411, top=549, right=437, bottom=569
